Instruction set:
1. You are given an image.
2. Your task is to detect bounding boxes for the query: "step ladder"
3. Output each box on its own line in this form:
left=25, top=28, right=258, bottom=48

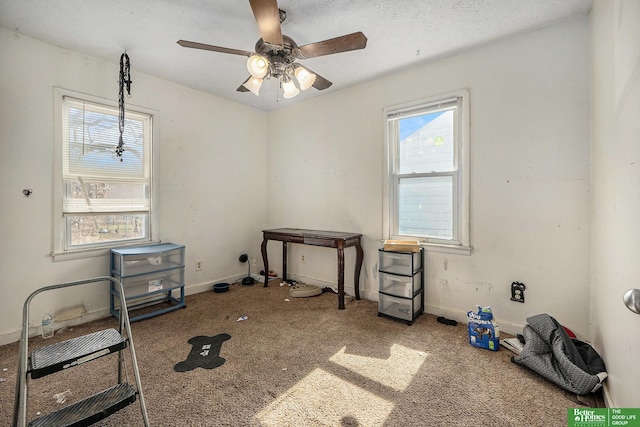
left=12, top=276, right=150, bottom=427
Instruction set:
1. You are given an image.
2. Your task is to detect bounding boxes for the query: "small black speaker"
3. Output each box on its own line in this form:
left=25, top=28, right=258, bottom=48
left=239, top=254, right=255, bottom=286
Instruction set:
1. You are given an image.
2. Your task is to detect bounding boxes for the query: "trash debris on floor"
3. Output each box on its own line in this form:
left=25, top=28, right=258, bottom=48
left=289, top=284, right=322, bottom=298
left=53, top=390, right=71, bottom=404
left=500, top=337, right=524, bottom=355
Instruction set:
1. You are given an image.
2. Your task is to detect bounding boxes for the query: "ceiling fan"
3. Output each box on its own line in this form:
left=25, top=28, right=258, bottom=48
left=177, top=0, right=367, bottom=99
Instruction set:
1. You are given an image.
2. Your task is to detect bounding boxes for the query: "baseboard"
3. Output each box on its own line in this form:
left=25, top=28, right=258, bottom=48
left=601, top=383, right=615, bottom=408
left=0, top=308, right=111, bottom=347
left=1, top=277, right=618, bottom=410
left=270, top=277, right=527, bottom=336
left=0, top=277, right=524, bottom=346
left=0, top=274, right=248, bottom=347
left=285, top=273, right=379, bottom=301
left=424, top=303, right=525, bottom=336
left=184, top=273, right=245, bottom=295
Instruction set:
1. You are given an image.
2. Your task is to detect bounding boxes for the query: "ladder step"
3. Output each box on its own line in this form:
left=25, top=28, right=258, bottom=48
left=28, top=382, right=137, bottom=427
left=29, top=329, right=127, bottom=379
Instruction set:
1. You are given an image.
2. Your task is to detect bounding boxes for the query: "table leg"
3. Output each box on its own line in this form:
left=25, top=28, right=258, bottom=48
left=282, top=242, right=288, bottom=283
left=337, top=247, right=345, bottom=309
left=354, top=243, right=363, bottom=300
left=261, top=238, right=269, bottom=288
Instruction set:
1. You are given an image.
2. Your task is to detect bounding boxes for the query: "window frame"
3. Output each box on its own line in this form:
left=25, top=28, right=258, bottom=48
left=383, top=89, right=471, bottom=255
left=52, top=87, right=159, bottom=260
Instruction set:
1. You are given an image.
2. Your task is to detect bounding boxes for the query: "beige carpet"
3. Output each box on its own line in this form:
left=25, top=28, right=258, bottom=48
left=0, top=280, right=602, bottom=426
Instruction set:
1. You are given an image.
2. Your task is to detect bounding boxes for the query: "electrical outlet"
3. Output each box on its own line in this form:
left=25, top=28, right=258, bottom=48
left=301, top=254, right=305, bottom=263
left=195, top=260, right=202, bottom=271
left=511, top=281, right=525, bottom=303
left=252, top=257, right=257, bottom=267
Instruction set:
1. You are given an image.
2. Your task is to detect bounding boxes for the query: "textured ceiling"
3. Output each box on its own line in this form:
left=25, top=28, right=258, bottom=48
left=0, top=0, right=592, bottom=111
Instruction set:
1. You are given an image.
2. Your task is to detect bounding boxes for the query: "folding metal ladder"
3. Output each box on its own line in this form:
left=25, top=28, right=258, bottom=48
left=12, top=276, right=150, bottom=427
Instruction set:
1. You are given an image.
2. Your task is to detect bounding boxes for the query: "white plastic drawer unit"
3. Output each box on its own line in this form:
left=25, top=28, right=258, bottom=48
left=119, top=269, right=183, bottom=299
left=112, top=244, right=185, bottom=277
left=378, top=293, right=423, bottom=322
left=111, top=242, right=186, bottom=322
left=379, top=272, right=422, bottom=298
left=377, top=247, right=424, bottom=325
left=378, top=250, right=422, bottom=276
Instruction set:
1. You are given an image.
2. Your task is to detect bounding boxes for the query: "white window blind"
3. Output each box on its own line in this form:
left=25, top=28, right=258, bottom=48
left=62, top=97, right=150, bottom=216
left=57, top=94, right=153, bottom=250
left=386, top=97, right=459, bottom=122
left=62, top=97, right=150, bottom=182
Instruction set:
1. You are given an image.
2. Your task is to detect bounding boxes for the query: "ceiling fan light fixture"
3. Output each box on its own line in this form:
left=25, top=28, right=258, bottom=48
left=247, top=54, right=269, bottom=78
left=243, top=76, right=264, bottom=96
left=282, top=78, right=300, bottom=99
left=178, top=1, right=367, bottom=101
left=294, top=66, right=316, bottom=91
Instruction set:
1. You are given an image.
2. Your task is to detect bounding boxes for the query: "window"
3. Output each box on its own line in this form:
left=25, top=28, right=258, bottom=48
left=53, top=88, right=155, bottom=256
left=383, top=89, right=470, bottom=254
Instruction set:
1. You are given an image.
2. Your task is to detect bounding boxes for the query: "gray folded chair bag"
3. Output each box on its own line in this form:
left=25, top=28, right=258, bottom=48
left=512, top=313, right=607, bottom=395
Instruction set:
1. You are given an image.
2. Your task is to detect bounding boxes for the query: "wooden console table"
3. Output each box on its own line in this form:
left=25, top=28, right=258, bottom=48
left=261, top=228, right=364, bottom=309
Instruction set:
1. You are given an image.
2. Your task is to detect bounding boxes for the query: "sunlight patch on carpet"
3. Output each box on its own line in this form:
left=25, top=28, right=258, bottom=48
left=256, top=368, right=394, bottom=427
left=329, top=344, right=428, bottom=391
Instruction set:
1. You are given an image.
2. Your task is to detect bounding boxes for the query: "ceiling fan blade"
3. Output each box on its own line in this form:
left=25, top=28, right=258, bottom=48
left=311, top=73, right=332, bottom=91
left=237, top=77, right=250, bottom=92
left=249, top=0, right=283, bottom=46
left=298, top=32, right=367, bottom=59
left=177, top=40, right=252, bottom=57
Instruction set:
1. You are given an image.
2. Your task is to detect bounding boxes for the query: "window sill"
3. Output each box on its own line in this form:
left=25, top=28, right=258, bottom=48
left=380, top=239, right=472, bottom=256
left=421, top=242, right=472, bottom=256
left=379, top=239, right=472, bottom=255
left=51, top=240, right=161, bottom=262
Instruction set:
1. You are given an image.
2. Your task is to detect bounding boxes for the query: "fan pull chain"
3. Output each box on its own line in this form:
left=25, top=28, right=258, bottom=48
left=276, top=77, right=281, bottom=103
left=116, top=52, right=132, bottom=161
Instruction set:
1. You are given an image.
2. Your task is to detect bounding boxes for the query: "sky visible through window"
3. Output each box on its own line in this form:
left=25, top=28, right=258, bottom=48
left=397, top=110, right=453, bottom=239
left=399, top=111, right=444, bottom=140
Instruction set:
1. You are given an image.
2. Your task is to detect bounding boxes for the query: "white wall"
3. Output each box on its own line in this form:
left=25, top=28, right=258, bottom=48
left=0, top=27, right=268, bottom=344
left=590, top=0, right=640, bottom=408
left=4, top=6, right=634, bottom=406
left=267, top=16, right=592, bottom=337
left=4, top=6, right=637, bottom=407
